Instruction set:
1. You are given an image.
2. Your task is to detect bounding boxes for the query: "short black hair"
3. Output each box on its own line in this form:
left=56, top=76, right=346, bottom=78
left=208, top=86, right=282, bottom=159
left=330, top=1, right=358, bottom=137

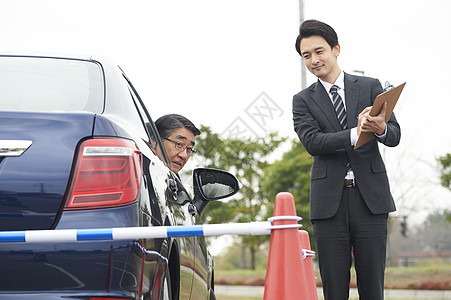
left=155, top=114, right=201, bottom=140
left=295, top=19, right=339, bottom=56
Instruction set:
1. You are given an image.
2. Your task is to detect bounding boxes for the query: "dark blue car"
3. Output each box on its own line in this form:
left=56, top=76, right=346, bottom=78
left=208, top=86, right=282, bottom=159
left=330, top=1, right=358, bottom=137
left=0, top=53, right=239, bottom=299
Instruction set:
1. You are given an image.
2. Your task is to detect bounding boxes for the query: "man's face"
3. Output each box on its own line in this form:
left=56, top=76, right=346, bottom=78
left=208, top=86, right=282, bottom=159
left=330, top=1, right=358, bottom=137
left=159, top=127, right=195, bottom=174
left=299, top=35, right=341, bottom=83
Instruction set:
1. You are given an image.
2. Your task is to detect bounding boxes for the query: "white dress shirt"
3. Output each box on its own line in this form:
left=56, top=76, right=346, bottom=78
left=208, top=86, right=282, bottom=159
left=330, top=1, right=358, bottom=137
left=318, top=71, right=387, bottom=180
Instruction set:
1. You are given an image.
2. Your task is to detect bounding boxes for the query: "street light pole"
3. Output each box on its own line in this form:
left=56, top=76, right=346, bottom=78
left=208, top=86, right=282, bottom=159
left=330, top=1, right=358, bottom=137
left=298, top=0, right=307, bottom=89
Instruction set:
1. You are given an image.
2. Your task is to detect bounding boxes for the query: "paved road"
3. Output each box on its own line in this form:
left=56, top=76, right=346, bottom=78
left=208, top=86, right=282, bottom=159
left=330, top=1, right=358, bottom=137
left=215, top=285, right=451, bottom=299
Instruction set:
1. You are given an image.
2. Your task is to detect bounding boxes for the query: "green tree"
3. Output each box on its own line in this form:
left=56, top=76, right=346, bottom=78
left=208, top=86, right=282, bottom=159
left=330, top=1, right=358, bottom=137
left=438, top=153, right=451, bottom=223
left=438, top=153, right=451, bottom=191
left=260, top=139, right=314, bottom=248
left=194, top=125, right=286, bottom=269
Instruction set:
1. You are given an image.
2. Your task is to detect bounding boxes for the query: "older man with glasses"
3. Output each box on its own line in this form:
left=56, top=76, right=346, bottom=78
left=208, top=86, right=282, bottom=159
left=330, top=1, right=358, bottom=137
left=154, top=114, right=201, bottom=174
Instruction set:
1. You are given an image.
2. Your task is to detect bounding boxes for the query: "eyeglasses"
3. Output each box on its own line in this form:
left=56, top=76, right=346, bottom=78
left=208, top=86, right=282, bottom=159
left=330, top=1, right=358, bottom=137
left=165, top=138, right=197, bottom=157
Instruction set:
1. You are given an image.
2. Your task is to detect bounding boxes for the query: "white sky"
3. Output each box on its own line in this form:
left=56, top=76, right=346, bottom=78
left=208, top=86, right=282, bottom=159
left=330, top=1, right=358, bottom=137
left=1, top=0, right=450, bottom=228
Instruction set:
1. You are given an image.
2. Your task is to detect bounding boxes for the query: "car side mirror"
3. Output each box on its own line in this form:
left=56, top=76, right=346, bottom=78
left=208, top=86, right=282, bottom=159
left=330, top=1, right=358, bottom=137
left=192, top=168, right=240, bottom=215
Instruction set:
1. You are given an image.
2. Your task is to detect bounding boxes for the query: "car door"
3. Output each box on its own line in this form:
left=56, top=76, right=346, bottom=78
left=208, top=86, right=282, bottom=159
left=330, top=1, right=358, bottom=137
left=124, top=75, right=199, bottom=299
left=168, top=176, right=200, bottom=299
left=190, top=228, right=211, bottom=299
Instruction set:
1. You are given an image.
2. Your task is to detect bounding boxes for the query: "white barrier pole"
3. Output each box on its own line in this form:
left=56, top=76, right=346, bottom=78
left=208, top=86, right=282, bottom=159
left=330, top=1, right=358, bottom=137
left=0, top=219, right=302, bottom=244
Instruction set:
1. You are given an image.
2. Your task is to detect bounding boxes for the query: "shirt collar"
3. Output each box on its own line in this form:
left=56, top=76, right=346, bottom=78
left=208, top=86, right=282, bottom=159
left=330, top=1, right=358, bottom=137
left=319, top=71, right=345, bottom=93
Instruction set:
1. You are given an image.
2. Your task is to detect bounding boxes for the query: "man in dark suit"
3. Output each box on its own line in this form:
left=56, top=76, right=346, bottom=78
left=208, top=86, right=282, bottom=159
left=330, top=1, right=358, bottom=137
left=292, top=20, right=400, bottom=299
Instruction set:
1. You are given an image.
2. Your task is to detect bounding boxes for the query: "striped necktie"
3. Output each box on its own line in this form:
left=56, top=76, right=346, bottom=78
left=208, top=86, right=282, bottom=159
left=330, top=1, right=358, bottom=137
left=330, top=85, right=347, bottom=129
left=330, top=85, right=352, bottom=174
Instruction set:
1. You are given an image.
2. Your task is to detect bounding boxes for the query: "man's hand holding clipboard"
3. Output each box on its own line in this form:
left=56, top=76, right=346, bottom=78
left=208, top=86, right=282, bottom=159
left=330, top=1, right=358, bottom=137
left=354, top=82, right=406, bottom=149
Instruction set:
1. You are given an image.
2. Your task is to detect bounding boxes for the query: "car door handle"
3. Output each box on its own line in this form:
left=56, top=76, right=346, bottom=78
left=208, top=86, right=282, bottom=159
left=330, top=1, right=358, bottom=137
left=168, top=178, right=178, bottom=193
left=0, top=140, right=32, bottom=157
left=188, top=204, right=197, bottom=216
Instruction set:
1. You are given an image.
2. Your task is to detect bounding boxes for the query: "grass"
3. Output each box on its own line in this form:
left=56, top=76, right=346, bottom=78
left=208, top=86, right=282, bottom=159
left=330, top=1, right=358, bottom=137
left=384, top=265, right=451, bottom=290
left=216, top=295, right=432, bottom=300
left=214, top=264, right=451, bottom=290
left=215, top=269, right=267, bottom=286
left=214, top=265, right=451, bottom=299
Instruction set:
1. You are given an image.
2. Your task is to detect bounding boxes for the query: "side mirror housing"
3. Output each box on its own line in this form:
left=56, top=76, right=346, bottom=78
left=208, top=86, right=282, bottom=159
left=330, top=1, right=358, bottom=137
left=192, top=168, right=240, bottom=215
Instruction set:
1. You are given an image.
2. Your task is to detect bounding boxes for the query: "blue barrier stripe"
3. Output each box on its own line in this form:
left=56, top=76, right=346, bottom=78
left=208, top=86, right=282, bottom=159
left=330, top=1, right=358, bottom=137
left=167, top=225, right=204, bottom=237
left=77, top=229, right=113, bottom=241
left=0, top=221, right=287, bottom=243
left=0, top=231, right=26, bottom=243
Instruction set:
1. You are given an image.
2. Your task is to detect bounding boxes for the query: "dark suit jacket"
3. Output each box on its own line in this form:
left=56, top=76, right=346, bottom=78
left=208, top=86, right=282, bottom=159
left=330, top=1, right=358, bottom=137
left=292, top=73, right=400, bottom=220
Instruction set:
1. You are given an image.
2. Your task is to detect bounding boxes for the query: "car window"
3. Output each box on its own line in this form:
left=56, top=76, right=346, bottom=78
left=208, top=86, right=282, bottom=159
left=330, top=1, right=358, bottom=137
left=121, top=73, right=171, bottom=164
left=127, top=87, right=155, bottom=145
left=0, top=56, right=104, bottom=113
left=123, top=78, right=156, bottom=146
left=122, top=74, right=193, bottom=206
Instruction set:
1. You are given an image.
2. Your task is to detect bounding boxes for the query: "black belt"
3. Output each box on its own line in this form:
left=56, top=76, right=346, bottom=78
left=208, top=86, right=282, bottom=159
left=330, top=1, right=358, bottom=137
left=344, top=179, right=356, bottom=188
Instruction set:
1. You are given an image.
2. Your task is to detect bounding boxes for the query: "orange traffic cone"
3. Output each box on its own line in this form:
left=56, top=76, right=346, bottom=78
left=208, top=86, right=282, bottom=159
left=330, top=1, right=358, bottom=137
left=263, top=192, right=311, bottom=299
left=298, top=230, right=318, bottom=300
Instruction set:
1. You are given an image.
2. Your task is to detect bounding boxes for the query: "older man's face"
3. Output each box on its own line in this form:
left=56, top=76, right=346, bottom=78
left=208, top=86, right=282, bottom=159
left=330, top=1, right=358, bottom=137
left=160, top=127, right=195, bottom=173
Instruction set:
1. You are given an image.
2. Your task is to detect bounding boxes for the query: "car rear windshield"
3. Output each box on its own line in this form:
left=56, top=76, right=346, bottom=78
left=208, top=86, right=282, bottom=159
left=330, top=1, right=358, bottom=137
left=0, top=56, right=104, bottom=113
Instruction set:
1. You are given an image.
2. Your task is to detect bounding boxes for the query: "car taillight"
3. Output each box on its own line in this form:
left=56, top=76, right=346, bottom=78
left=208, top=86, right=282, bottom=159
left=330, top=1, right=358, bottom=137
left=64, top=138, right=142, bottom=210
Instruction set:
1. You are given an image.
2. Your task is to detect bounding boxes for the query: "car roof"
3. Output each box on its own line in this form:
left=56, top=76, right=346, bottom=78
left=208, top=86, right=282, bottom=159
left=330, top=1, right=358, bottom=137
left=1, top=50, right=90, bottom=59
left=0, top=51, right=118, bottom=66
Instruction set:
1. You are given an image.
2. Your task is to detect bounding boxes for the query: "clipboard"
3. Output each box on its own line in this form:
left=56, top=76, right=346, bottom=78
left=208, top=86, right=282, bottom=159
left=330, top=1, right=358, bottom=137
left=354, top=82, right=406, bottom=149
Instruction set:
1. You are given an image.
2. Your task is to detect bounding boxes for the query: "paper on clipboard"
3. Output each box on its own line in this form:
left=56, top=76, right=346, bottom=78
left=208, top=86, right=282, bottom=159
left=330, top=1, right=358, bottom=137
left=354, top=82, right=406, bottom=149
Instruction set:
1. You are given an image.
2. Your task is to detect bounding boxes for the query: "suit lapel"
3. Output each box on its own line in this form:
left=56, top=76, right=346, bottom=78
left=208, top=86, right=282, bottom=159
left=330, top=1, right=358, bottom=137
left=310, top=80, right=342, bottom=131
left=344, top=73, right=360, bottom=128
